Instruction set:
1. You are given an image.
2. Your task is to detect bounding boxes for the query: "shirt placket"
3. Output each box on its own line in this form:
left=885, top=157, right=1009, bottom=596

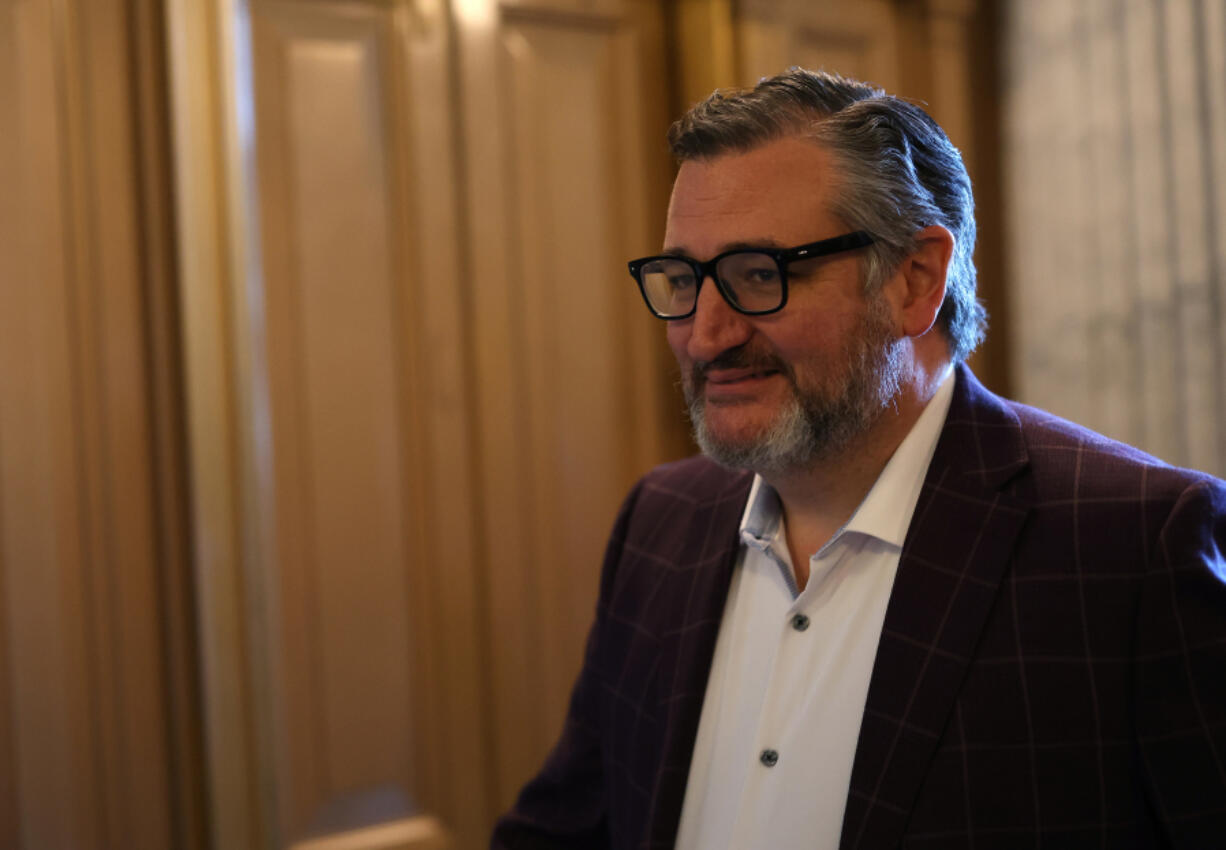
left=728, top=539, right=830, bottom=844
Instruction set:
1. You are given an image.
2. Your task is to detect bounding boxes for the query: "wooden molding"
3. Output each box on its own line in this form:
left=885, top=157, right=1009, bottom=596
left=164, top=0, right=276, bottom=846
left=289, top=815, right=452, bottom=850
left=673, top=0, right=738, bottom=106
left=1, top=0, right=188, bottom=846
left=130, top=0, right=210, bottom=845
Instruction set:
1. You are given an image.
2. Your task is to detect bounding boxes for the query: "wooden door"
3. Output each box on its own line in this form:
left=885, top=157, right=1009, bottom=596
left=453, top=0, right=678, bottom=817
left=168, top=0, right=679, bottom=845
left=168, top=0, right=483, bottom=846
left=0, top=0, right=198, bottom=847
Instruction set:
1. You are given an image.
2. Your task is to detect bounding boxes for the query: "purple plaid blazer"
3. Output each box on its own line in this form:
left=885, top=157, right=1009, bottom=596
left=492, top=365, right=1226, bottom=848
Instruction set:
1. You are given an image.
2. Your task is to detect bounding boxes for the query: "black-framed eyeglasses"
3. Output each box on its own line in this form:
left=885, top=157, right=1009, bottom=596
left=627, top=231, right=875, bottom=320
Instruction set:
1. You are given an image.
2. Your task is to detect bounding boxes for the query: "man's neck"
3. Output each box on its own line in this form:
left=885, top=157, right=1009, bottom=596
left=766, top=361, right=952, bottom=590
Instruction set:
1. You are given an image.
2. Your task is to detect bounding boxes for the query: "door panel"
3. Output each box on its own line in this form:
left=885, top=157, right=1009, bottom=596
left=456, top=0, right=675, bottom=814
left=247, top=0, right=472, bottom=845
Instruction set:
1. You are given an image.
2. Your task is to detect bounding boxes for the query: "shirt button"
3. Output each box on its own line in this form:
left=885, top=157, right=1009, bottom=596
left=791, top=614, right=810, bottom=632
left=760, top=748, right=779, bottom=767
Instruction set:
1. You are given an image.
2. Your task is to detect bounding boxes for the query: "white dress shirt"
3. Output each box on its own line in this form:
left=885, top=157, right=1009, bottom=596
left=675, top=370, right=956, bottom=850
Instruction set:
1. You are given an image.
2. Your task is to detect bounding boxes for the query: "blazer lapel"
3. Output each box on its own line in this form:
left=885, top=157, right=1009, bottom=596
left=841, top=366, right=1032, bottom=850
left=645, top=469, right=753, bottom=848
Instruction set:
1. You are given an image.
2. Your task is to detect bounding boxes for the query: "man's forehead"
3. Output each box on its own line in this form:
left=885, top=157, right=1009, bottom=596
left=664, top=137, right=840, bottom=254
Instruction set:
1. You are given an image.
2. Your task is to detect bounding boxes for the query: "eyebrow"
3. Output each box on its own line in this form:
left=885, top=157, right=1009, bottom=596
left=660, top=239, right=788, bottom=258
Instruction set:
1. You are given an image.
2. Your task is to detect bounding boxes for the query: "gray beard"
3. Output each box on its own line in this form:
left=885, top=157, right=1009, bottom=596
left=685, top=299, right=906, bottom=477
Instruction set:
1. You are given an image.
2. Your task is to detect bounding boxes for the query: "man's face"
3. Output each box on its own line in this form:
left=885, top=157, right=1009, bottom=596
left=663, top=136, right=906, bottom=475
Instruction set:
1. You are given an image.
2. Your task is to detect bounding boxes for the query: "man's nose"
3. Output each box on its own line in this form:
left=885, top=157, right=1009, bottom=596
left=686, top=275, right=753, bottom=361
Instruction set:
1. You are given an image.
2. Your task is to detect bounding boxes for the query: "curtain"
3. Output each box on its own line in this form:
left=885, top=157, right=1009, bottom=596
left=1004, top=0, right=1226, bottom=477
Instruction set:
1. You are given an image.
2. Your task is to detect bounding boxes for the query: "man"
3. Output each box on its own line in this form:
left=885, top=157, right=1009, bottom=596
left=492, top=69, right=1226, bottom=849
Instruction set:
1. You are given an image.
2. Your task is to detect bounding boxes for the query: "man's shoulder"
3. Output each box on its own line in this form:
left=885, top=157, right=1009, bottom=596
left=636, top=454, right=754, bottom=503
left=949, top=366, right=1222, bottom=501
left=594, top=457, right=751, bottom=594
left=1008, top=398, right=1163, bottom=466
left=609, top=456, right=753, bottom=553
left=1006, top=397, right=1218, bottom=493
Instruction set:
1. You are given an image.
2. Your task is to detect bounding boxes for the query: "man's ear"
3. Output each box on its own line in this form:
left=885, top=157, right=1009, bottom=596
left=894, top=224, right=954, bottom=338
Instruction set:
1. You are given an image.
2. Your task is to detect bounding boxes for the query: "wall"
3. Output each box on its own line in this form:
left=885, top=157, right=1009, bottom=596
left=1005, top=0, right=1226, bottom=476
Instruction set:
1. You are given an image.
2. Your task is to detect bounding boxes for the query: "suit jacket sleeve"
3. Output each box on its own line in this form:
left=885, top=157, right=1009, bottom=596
left=1134, top=475, right=1226, bottom=843
left=490, top=479, right=646, bottom=849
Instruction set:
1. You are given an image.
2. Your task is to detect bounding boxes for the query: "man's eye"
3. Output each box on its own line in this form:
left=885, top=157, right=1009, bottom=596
left=736, top=265, right=779, bottom=287
left=668, top=273, right=697, bottom=291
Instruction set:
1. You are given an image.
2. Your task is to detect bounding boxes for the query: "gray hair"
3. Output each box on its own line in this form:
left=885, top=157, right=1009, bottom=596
left=668, top=68, right=986, bottom=362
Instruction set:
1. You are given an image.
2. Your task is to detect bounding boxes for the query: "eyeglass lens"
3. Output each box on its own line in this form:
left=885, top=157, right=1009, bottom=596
left=639, top=252, right=783, bottom=317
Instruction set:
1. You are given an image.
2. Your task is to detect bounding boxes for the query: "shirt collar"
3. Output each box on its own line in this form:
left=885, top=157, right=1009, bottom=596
left=843, top=368, right=955, bottom=547
left=738, top=473, right=782, bottom=551
left=737, top=368, right=957, bottom=551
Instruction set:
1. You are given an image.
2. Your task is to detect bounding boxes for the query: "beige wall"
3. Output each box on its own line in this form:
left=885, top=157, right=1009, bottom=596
left=0, top=1, right=996, bottom=847
left=1004, top=0, right=1226, bottom=477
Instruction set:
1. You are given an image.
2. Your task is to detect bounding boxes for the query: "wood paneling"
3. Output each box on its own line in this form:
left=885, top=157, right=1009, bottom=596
left=457, top=0, right=675, bottom=816
left=737, top=0, right=901, bottom=92
left=165, top=0, right=274, bottom=843
left=167, top=0, right=487, bottom=843
left=290, top=815, right=451, bottom=850
left=0, top=6, right=98, bottom=846
left=251, top=1, right=444, bottom=842
left=129, top=0, right=209, bottom=844
left=0, top=0, right=178, bottom=847
left=253, top=2, right=413, bottom=832
left=672, top=0, right=736, bottom=108
left=172, top=0, right=476, bottom=847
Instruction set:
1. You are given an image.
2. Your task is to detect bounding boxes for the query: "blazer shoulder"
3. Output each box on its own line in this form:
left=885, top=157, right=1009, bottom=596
left=1004, top=396, right=1221, bottom=501
left=638, top=455, right=753, bottom=505
left=943, top=366, right=1223, bottom=519
left=605, top=456, right=752, bottom=579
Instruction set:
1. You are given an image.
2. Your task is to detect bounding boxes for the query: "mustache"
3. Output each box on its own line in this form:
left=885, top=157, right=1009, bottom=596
left=691, top=345, right=790, bottom=384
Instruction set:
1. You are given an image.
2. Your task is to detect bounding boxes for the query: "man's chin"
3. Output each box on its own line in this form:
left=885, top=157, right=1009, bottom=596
left=696, top=416, right=770, bottom=446
left=690, top=403, right=816, bottom=475
left=693, top=412, right=775, bottom=451
left=695, top=433, right=807, bottom=476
